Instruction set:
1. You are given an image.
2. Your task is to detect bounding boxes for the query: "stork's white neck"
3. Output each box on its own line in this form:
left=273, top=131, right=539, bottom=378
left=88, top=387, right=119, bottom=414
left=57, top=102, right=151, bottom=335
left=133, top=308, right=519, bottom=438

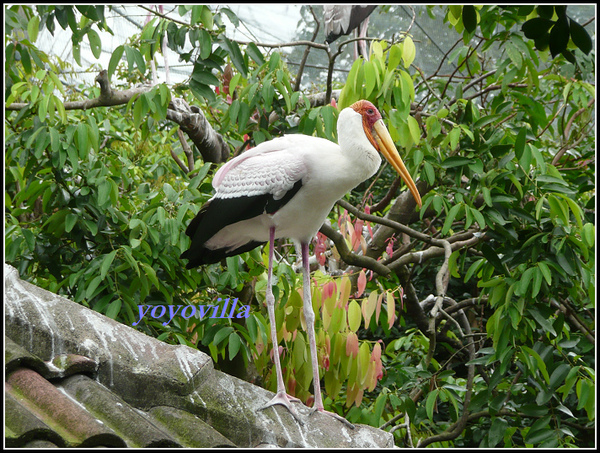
left=337, top=107, right=382, bottom=180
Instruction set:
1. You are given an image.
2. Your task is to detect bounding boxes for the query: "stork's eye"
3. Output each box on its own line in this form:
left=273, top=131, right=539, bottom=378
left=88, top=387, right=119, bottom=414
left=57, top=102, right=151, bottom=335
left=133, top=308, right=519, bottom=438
left=367, top=108, right=375, bottom=115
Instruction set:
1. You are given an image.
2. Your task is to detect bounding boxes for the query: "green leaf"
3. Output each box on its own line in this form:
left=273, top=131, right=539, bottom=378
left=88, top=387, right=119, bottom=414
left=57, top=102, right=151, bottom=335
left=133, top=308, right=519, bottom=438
left=423, top=161, right=435, bottom=185
left=237, top=102, right=250, bottom=131
left=388, top=43, right=402, bottom=70
left=558, top=194, right=583, bottom=229
left=190, top=5, right=203, bottom=25
left=549, top=16, right=570, bottom=58
left=481, top=243, right=506, bottom=275
left=547, top=195, right=569, bottom=226
left=549, top=364, right=571, bottom=390
left=442, top=203, right=462, bottom=235
left=86, top=275, right=103, bottom=300
left=27, top=15, right=40, bottom=43
left=473, top=114, right=501, bottom=129
left=462, top=5, right=477, bottom=33
left=108, top=45, right=124, bottom=80
left=517, top=267, right=535, bottom=296
left=347, top=300, right=362, bottom=332
left=581, top=223, right=595, bottom=248
left=64, top=213, right=78, bottom=233
left=531, top=268, right=543, bottom=298
left=198, top=29, right=212, bottom=60
left=402, top=36, right=416, bottom=68
left=100, top=250, right=117, bottom=280
left=537, top=261, right=552, bottom=285
left=465, top=258, right=485, bottom=283
left=528, top=307, right=556, bottom=336
left=468, top=207, right=486, bottom=230
left=105, top=299, right=122, bottom=320
left=213, top=326, right=234, bottom=347
left=191, top=68, right=220, bottom=87
left=522, top=346, right=550, bottom=385
left=76, top=5, right=105, bottom=22
left=98, top=179, right=111, bottom=207
left=246, top=42, right=265, bottom=65
left=190, top=78, right=216, bottom=103
left=426, top=389, right=439, bottom=421
left=363, top=61, right=376, bottom=97
left=569, top=18, right=593, bottom=54
left=124, top=46, right=146, bottom=73
left=441, top=156, right=471, bottom=169
left=525, top=425, right=555, bottom=445
left=87, top=29, right=102, bottom=59
left=556, top=251, right=576, bottom=276
left=514, top=127, right=527, bottom=160
left=407, top=115, right=421, bottom=146
left=339, top=58, right=363, bottom=108
left=321, top=105, right=336, bottom=140
left=522, top=18, right=554, bottom=40
left=76, top=122, right=88, bottom=154
left=228, top=332, right=241, bottom=360
left=200, top=5, right=214, bottom=29
left=506, top=41, right=523, bottom=68
left=488, top=417, right=508, bottom=447
left=220, top=37, right=247, bottom=77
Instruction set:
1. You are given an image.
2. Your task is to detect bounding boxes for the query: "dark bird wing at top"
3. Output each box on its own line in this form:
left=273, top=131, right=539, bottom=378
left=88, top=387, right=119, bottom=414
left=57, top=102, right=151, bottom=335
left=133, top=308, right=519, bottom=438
left=324, top=5, right=377, bottom=44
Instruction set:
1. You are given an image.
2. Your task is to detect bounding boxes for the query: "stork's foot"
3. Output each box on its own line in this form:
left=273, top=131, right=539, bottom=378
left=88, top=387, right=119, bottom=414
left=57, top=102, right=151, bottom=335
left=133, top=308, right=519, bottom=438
left=259, top=391, right=303, bottom=424
left=310, top=407, right=355, bottom=429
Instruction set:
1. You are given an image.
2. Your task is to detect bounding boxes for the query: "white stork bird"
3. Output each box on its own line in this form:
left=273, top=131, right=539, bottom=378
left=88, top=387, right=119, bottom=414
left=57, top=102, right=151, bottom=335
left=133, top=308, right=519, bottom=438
left=181, top=100, right=422, bottom=426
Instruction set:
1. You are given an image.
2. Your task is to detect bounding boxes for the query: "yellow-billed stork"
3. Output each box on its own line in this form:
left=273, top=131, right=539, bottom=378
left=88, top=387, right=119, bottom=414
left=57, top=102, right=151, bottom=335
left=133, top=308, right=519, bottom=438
left=181, top=100, right=422, bottom=426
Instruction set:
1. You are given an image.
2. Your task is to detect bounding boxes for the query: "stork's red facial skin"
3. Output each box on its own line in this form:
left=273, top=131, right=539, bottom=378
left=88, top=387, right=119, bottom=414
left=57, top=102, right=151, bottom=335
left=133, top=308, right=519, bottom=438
left=349, top=100, right=422, bottom=208
left=350, top=100, right=382, bottom=149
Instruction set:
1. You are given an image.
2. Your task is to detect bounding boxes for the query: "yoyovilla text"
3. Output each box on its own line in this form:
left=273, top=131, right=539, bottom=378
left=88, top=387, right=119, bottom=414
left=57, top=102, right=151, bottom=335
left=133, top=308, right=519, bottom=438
left=132, top=298, right=250, bottom=326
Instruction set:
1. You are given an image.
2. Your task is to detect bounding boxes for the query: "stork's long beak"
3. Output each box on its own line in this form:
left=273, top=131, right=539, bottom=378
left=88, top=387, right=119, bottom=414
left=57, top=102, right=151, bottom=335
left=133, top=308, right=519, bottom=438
left=373, top=119, right=422, bottom=207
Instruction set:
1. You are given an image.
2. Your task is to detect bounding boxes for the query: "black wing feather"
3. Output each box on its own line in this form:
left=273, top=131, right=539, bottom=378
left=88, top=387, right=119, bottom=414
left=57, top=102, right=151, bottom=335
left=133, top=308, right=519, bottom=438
left=181, top=179, right=303, bottom=268
left=325, top=5, right=377, bottom=43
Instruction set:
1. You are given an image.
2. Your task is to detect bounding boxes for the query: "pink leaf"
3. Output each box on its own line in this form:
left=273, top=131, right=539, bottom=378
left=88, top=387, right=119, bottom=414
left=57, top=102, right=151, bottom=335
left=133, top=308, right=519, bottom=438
left=357, top=270, right=367, bottom=297
left=387, top=292, right=396, bottom=329
left=345, top=332, right=359, bottom=357
left=385, top=235, right=396, bottom=258
left=323, top=281, right=337, bottom=300
left=313, top=232, right=328, bottom=266
left=375, top=292, right=383, bottom=324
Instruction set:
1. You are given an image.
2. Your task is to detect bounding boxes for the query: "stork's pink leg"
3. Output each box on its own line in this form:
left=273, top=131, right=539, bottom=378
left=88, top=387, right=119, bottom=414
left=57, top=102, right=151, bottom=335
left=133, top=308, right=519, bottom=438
left=259, top=227, right=301, bottom=422
left=300, top=241, right=355, bottom=429
left=357, top=17, right=370, bottom=58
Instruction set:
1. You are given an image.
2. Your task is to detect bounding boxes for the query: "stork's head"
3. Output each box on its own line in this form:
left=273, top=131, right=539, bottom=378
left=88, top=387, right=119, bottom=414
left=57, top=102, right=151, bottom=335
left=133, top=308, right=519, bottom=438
left=350, top=100, right=422, bottom=207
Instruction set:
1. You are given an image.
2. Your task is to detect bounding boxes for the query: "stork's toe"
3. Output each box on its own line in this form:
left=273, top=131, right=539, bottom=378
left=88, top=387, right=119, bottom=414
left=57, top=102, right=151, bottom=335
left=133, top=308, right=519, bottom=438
left=259, top=391, right=303, bottom=424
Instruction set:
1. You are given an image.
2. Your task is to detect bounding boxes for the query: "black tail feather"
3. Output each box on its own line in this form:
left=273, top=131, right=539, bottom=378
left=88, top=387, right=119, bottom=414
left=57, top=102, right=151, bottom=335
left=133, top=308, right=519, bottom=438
left=181, top=240, right=265, bottom=268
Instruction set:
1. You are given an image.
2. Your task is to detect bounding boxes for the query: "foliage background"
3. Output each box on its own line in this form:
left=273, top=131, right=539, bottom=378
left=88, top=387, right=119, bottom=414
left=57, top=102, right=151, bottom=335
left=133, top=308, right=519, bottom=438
left=5, top=5, right=595, bottom=447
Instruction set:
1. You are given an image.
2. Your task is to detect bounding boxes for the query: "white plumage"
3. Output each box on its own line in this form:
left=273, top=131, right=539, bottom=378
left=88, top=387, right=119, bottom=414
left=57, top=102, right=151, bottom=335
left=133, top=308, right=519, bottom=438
left=205, top=107, right=383, bottom=251
left=181, top=100, right=421, bottom=426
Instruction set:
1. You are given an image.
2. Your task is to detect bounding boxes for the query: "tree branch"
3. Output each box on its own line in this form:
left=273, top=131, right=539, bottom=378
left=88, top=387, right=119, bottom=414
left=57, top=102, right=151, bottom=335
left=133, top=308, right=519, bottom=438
left=318, top=223, right=392, bottom=277
left=294, top=6, right=321, bottom=92
left=7, top=70, right=232, bottom=164
left=166, top=97, right=230, bottom=163
left=552, top=98, right=595, bottom=166
left=6, top=70, right=152, bottom=111
left=387, top=233, right=483, bottom=272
